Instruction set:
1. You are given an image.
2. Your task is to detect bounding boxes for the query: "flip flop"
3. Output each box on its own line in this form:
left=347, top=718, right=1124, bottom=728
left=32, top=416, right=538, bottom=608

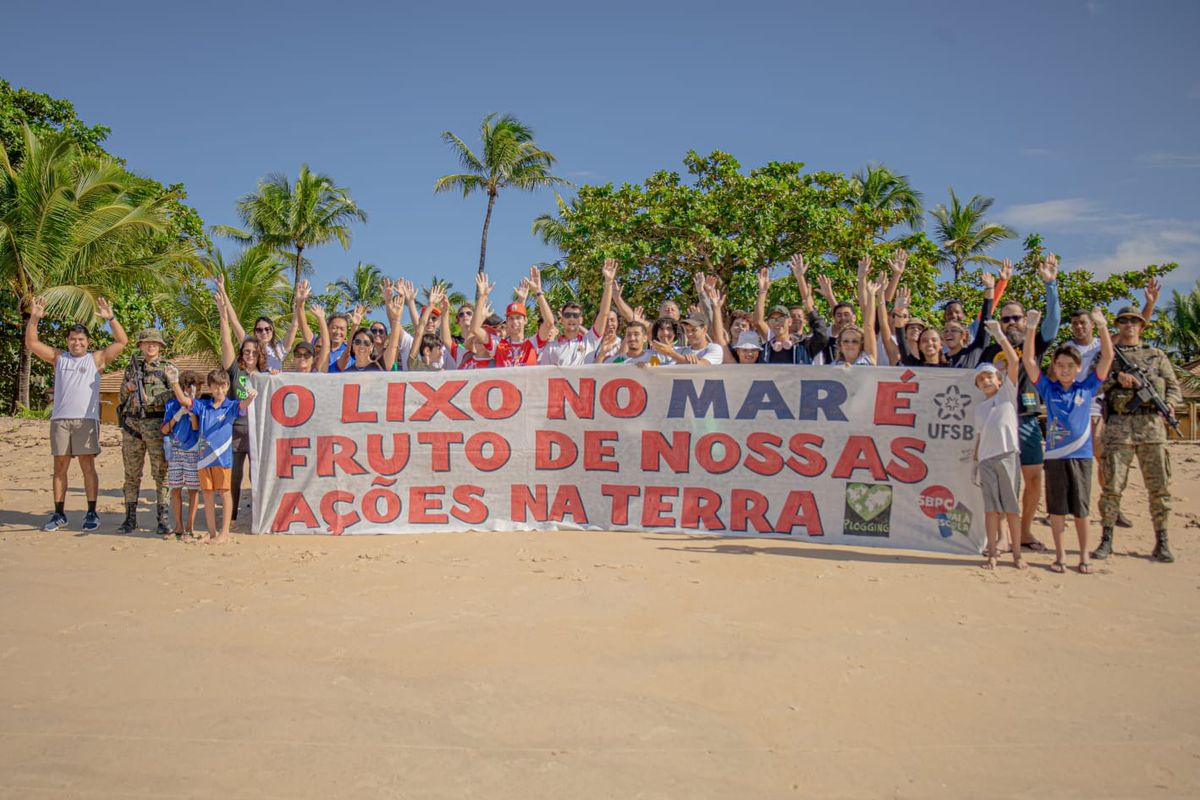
left=1049, top=561, right=1066, bottom=573
left=1022, top=541, right=1048, bottom=552
left=1077, top=563, right=1094, bottom=575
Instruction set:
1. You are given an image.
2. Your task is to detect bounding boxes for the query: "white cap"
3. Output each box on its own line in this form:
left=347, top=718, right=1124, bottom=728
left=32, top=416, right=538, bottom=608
left=733, top=331, right=763, bottom=350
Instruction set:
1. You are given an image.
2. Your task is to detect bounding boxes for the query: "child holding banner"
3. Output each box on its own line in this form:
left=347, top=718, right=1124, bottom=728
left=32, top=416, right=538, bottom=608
left=974, top=320, right=1026, bottom=570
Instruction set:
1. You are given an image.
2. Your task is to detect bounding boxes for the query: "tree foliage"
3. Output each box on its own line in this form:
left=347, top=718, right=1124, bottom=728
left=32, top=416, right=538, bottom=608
left=328, top=261, right=384, bottom=310
left=929, top=188, right=1016, bottom=282
left=1157, top=280, right=1200, bottom=361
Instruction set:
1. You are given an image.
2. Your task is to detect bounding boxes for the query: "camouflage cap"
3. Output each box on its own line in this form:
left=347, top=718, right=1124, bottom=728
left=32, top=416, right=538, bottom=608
left=136, top=328, right=166, bottom=345
left=1114, top=306, right=1145, bottom=324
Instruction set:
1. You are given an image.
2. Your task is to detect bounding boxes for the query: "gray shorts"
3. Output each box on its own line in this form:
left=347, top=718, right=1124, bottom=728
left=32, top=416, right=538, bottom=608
left=50, top=418, right=100, bottom=456
left=980, top=451, right=1021, bottom=515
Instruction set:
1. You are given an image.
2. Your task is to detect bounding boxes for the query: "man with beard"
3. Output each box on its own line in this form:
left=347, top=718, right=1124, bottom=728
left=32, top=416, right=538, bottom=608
left=978, top=254, right=1062, bottom=551
left=603, top=320, right=654, bottom=365
left=534, top=260, right=617, bottom=366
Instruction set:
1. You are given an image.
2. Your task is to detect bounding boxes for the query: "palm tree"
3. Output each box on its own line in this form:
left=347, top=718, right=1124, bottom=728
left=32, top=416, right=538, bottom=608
left=328, top=261, right=383, bottom=311
left=163, top=245, right=291, bottom=361
left=214, top=164, right=366, bottom=289
left=1161, top=280, right=1200, bottom=361
left=0, top=124, right=193, bottom=408
left=435, top=113, right=572, bottom=274
left=929, top=188, right=1017, bottom=283
left=848, top=164, right=924, bottom=231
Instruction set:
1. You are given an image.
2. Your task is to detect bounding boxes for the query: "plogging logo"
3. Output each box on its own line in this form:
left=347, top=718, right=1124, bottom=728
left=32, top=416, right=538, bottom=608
left=843, top=483, right=892, bottom=537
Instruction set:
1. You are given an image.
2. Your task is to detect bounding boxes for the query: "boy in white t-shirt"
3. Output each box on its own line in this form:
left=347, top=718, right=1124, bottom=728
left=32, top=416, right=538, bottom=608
left=972, top=320, right=1026, bottom=570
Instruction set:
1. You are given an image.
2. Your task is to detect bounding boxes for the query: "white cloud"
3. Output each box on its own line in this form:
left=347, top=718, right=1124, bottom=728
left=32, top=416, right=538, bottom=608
left=994, top=198, right=1102, bottom=229
left=1136, top=152, right=1200, bottom=168
left=1075, top=220, right=1200, bottom=278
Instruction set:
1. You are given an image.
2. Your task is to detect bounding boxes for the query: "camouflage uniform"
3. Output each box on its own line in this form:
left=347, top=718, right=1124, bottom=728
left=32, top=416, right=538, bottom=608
left=118, top=336, right=175, bottom=531
left=1098, top=342, right=1181, bottom=551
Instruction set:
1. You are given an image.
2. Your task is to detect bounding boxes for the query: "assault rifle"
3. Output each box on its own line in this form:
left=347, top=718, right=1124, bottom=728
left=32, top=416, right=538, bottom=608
left=117, top=354, right=148, bottom=439
left=1111, top=346, right=1182, bottom=437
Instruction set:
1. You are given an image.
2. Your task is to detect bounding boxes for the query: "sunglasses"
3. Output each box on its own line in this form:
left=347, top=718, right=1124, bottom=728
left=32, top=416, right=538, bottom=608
left=370, top=327, right=386, bottom=335
left=561, top=312, right=582, bottom=319
left=1000, top=315, right=1024, bottom=323
left=352, top=338, right=373, bottom=346
left=254, top=326, right=273, bottom=333
left=294, top=351, right=313, bottom=359
left=457, top=310, right=472, bottom=317
left=1117, top=318, right=1141, bottom=324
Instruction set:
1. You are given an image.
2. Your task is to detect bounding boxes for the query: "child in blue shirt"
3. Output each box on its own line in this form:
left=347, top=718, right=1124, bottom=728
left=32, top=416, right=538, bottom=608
left=165, top=366, right=257, bottom=544
left=160, top=370, right=202, bottom=540
left=1023, top=308, right=1113, bottom=575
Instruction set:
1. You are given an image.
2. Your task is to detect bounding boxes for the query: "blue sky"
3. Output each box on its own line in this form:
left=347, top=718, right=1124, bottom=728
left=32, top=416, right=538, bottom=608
left=5, top=0, right=1198, bottom=303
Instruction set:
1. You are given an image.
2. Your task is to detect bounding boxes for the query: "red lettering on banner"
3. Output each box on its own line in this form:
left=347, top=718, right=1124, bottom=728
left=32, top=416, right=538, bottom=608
left=471, top=380, right=521, bottom=420
left=642, top=486, right=678, bottom=527
left=680, top=487, right=723, bottom=530
left=418, top=432, right=464, bottom=472
left=874, top=370, right=918, bottom=427
left=465, top=432, right=510, bottom=471
left=598, top=378, right=646, bottom=418
left=641, top=431, right=689, bottom=472
left=744, top=433, right=784, bottom=475
left=272, top=491, right=319, bottom=532
left=535, top=430, right=577, bottom=469
left=361, top=484, right=402, bottom=524
left=366, top=433, right=410, bottom=475
left=887, top=437, right=928, bottom=483
left=731, top=489, right=772, bottom=533
left=340, top=383, right=378, bottom=423
left=511, top=484, right=547, bottom=522
left=275, top=437, right=310, bottom=478
left=695, top=433, right=740, bottom=474
left=547, top=485, right=588, bottom=524
left=410, top=381, right=471, bottom=422
left=410, top=486, right=448, bottom=524
left=451, top=485, right=487, bottom=524
left=317, top=436, right=368, bottom=477
left=601, top=484, right=641, bottom=526
left=271, top=385, right=314, bottom=427
left=320, top=490, right=359, bottom=534
left=583, top=431, right=619, bottom=472
left=831, top=436, right=887, bottom=480
left=385, top=382, right=406, bottom=421
left=786, top=433, right=827, bottom=477
left=774, top=491, right=823, bottom=535
left=547, top=378, right=595, bottom=419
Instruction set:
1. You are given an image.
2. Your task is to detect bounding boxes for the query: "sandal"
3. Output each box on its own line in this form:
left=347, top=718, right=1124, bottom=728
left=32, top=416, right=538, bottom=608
left=1022, top=540, right=1048, bottom=552
left=1077, top=562, right=1093, bottom=575
left=1049, top=561, right=1066, bottom=573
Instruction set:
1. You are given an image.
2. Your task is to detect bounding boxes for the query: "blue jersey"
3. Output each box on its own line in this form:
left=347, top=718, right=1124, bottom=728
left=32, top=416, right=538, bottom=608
left=1035, top=372, right=1102, bottom=460
left=194, top=397, right=240, bottom=469
left=163, top=398, right=199, bottom=451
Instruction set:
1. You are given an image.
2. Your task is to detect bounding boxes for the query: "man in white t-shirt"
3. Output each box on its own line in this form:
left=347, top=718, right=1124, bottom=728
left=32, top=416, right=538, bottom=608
left=25, top=296, right=128, bottom=532
left=532, top=259, right=617, bottom=366
left=650, top=313, right=726, bottom=365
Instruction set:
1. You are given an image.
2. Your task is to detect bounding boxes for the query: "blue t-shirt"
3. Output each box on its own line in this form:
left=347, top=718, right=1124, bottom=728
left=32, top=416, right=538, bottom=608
left=163, top=398, right=199, bottom=451
left=326, top=342, right=348, bottom=373
left=194, top=397, right=240, bottom=469
left=1035, top=372, right=1102, bottom=460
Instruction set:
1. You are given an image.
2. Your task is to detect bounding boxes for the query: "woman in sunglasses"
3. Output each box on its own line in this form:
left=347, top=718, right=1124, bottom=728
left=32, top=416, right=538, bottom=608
left=335, top=290, right=405, bottom=372
left=216, top=275, right=296, bottom=371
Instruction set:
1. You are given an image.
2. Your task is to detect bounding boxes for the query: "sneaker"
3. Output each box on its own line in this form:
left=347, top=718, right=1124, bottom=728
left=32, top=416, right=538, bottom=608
left=41, top=513, right=68, bottom=532
left=81, top=511, right=101, bottom=532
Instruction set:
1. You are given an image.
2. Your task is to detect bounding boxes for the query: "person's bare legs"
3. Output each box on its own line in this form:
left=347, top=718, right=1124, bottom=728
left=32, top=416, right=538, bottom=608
left=1074, top=516, right=1092, bottom=573
left=77, top=454, right=98, bottom=504
left=983, top=513, right=1000, bottom=568
left=1049, top=513, right=1067, bottom=572
left=186, top=489, right=200, bottom=536
left=1020, top=465, right=1043, bottom=545
left=170, top=487, right=184, bottom=535
left=1004, top=512, right=1027, bottom=569
left=202, top=489, right=218, bottom=542
left=208, top=489, right=233, bottom=544
left=51, top=455, right=72, bottom=507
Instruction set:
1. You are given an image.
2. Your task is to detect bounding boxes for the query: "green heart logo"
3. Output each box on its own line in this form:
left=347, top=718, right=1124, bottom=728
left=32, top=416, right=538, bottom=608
left=847, top=484, right=892, bottom=522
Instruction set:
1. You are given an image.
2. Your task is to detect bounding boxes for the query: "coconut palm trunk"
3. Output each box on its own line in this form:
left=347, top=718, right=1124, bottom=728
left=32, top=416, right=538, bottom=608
left=15, top=309, right=32, bottom=410
left=478, top=191, right=497, bottom=274
left=294, top=244, right=305, bottom=290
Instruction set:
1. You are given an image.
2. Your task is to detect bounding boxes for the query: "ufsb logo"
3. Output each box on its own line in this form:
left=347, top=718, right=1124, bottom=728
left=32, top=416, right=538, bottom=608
left=928, top=386, right=975, bottom=440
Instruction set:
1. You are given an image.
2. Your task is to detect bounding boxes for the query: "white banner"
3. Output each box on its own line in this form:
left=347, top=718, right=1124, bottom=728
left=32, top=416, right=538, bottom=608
left=248, top=365, right=986, bottom=554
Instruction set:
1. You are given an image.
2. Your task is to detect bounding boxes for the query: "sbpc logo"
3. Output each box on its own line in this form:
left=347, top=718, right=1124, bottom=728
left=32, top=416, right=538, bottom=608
left=919, top=485, right=972, bottom=538
left=927, top=385, right=975, bottom=441
left=843, top=483, right=892, bottom=537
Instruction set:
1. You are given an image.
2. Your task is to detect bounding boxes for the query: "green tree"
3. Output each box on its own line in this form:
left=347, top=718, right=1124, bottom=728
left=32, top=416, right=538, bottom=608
left=0, top=124, right=195, bottom=409
left=0, top=79, right=110, bottom=165
left=435, top=113, right=571, bottom=275
left=848, top=164, right=924, bottom=232
left=328, top=261, right=384, bottom=311
left=929, top=188, right=1017, bottom=283
left=1158, top=280, right=1200, bottom=361
left=215, top=164, right=367, bottom=289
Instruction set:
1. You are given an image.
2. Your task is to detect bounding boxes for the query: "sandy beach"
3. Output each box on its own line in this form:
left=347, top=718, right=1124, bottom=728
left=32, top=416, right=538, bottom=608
left=1, top=417, right=1198, bottom=799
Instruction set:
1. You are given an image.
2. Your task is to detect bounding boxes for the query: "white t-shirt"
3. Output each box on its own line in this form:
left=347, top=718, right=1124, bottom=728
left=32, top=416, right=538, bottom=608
left=52, top=352, right=100, bottom=421
left=538, top=328, right=602, bottom=366
left=974, top=379, right=1019, bottom=461
left=606, top=349, right=654, bottom=365
left=663, top=342, right=725, bottom=365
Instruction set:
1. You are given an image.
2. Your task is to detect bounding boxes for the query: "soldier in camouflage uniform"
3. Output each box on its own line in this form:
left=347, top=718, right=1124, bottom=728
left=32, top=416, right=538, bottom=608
left=117, top=329, right=176, bottom=534
left=1094, top=306, right=1182, bottom=562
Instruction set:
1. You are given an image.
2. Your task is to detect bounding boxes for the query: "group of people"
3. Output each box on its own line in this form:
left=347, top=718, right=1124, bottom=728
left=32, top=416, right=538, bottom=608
left=23, top=253, right=1181, bottom=560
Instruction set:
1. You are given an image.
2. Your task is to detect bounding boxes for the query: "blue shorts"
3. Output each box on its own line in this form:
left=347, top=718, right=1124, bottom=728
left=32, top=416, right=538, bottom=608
left=1018, top=416, right=1044, bottom=466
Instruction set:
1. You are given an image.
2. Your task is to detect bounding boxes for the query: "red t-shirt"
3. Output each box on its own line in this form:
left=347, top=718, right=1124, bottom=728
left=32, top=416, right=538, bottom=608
left=486, top=335, right=539, bottom=367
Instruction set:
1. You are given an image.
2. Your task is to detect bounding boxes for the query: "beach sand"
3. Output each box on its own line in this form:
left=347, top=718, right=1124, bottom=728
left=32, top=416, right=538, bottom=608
left=1, top=417, right=1198, bottom=799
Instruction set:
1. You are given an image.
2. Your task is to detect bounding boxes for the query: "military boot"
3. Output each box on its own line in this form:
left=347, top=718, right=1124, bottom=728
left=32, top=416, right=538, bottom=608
left=155, top=501, right=170, bottom=536
left=1092, top=526, right=1114, bottom=560
left=116, top=502, right=138, bottom=533
left=1152, top=530, right=1175, bottom=563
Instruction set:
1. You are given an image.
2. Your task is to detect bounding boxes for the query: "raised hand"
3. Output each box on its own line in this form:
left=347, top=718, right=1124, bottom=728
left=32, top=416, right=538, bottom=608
left=865, top=274, right=884, bottom=295
left=983, top=319, right=1002, bottom=338
left=999, top=259, right=1013, bottom=282
left=385, top=291, right=404, bottom=322
left=475, top=272, right=494, bottom=298
left=350, top=304, right=367, bottom=328
left=429, top=284, right=447, bottom=308
left=857, top=255, right=872, bottom=280
left=981, top=271, right=995, bottom=290
left=894, top=285, right=911, bottom=311
left=1025, top=309, right=1042, bottom=333
left=757, top=266, right=770, bottom=295
left=398, top=278, right=415, bottom=302
left=1088, top=306, right=1107, bottom=328
left=29, top=296, right=47, bottom=320
left=527, top=266, right=543, bottom=293
left=687, top=303, right=705, bottom=319
left=816, top=273, right=835, bottom=303
left=632, top=305, right=648, bottom=326
left=515, top=277, right=530, bottom=303
left=164, top=363, right=180, bottom=384
left=95, top=297, right=115, bottom=321
left=1145, top=276, right=1161, bottom=306
left=889, top=247, right=908, bottom=275
left=295, top=280, right=311, bottom=304
left=602, top=257, right=618, bottom=282
left=1037, top=254, right=1059, bottom=282
left=790, top=253, right=808, bottom=279
left=693, top=271, right=707, bottom=296
left=380, top=278, right=394, bottom=302
left=311, top=302, right=326, bottom=322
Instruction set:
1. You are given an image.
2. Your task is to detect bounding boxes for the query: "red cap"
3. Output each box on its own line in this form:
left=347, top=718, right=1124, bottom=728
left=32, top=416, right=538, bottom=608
left=505, top=302, right=528, bottom=318
left=421, top=305, right=441, bottom=317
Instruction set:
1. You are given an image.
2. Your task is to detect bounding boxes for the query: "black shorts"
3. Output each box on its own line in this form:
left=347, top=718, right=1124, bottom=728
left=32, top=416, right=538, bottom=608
left=1044, top=458, right=1092, bottom=518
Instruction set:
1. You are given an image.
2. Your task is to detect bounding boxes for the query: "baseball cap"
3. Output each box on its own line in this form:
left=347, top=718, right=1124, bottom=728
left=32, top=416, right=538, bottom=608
left=1114, top=306, right=1145, bottom=323
left=505, top=302, right=527, bottom=318
left=767, top=305, right=789, bottom=318
left=733, top=331, right=763, bottom=350
left=421, top=305, right=442, bottom=318
left=293, top=340, right=315, bottom=355
left=975, top=363, right=999, bottom=376
left=683, top=313, right=708, bottom=327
